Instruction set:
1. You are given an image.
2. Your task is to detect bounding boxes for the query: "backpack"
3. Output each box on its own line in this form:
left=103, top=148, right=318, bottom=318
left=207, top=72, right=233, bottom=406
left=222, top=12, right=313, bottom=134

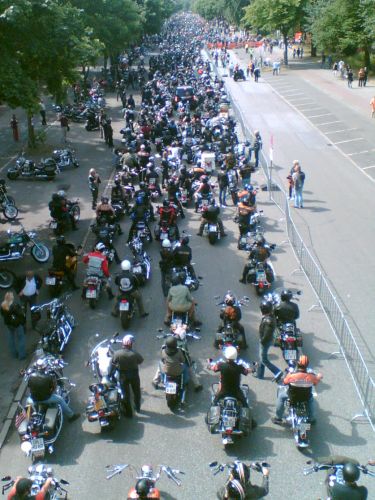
left=294, top=172, right=305, bottom=189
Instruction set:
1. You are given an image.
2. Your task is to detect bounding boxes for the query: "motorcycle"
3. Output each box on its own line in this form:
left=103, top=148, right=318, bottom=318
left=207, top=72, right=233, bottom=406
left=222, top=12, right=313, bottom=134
left=86, top=333, right=123, bottom=431
left=45, top=244, right=80, bottom=296
left=7, top=153, right=58, bottom=181
left=303, top=459, right=375, bottom=498
left=237, top=211, right=264, bottom=250
left=0, top=225, right=49, bottom=263
left=16, top=355, right=75, bottom=461
left=202, top=219, right=220, bottom=245
left=83, top=272, right=103, bottom=309
left=147, top=177, right=161, bottom=201
left=105, top=463, right=184, bottom=498
left=244, top=259, right=275, bottom=295
left=274, top=322, right=303, bottom=367
left=154, top=220, right=178, bottom=242
left=85, top=110, right=100, bottom=131
left=209, top=460, right=270, bottom=500
left=134, top=220, right=152, bottom=244
left=163, top=262, right=200, bottom=297
left=0, top=179, right=18, bottom=220
left=206, top=358, right=253, bottom=446
left=32, top=294, right=75, bottom=354
left=91, top=223, right=117, bottom=264
left=49, top=199, right=80, bottom=235
left=129, top=237, right=151, bottom=286
left=113, top=290, right=137, bottom=329
left=51, top=148, right=79, bottom=170
left=1, top=465, right=69, bottom=499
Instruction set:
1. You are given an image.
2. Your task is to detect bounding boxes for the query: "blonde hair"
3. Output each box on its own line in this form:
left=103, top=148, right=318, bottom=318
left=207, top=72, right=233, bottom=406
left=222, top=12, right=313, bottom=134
left=1, top=291, right=14, bottom=312
left=293, top=160, right=299, bottom=165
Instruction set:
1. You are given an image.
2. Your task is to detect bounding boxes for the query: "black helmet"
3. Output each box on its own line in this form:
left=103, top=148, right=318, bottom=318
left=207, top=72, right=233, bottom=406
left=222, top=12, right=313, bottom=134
left=56, top=235, right=65, bottom=245
left=52, top=192, right=60, bottom=201
left=114, top=177, right=121, bottom=186
left=101, top=196, right=109, bottom=204
left=255, top=235, right=265, bottom=246
left=165, top=336, right=178, bottom=354
left=226, top=479, right=246, bottom=499
left=135, top=479, right=150, bottom=498
left=260, top=301, right=272, bottom=314
left=139, top=181, right=146, bottom=190
left=280, top=289, right=293, bottom=302
left=202, top=176, right=208, bottom=183
left=171, top=273, right=183, bottom=286
left=343, top=462, right=360, bottom=483
left=181, top=236, right=189, bottom=245
left=163, top=199, right=169, bottom=208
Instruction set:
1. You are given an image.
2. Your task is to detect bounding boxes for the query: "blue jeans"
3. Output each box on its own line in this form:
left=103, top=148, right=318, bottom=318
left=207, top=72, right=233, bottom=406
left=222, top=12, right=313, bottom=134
left=41, top=394, right=74, bottom=418
left=219, top=187, right=227, bottom=205
left=276, top=388, right=315, bottom=420
left=256, top=341, right=281, bottom=379
left=294, top=188, right=303, bottom=208
left=7, top=325, right=26, bottom=360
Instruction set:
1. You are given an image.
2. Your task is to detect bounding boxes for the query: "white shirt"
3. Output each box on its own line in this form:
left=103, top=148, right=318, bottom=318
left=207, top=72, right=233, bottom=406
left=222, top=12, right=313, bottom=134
left=22, top=277, right=37, bottom=296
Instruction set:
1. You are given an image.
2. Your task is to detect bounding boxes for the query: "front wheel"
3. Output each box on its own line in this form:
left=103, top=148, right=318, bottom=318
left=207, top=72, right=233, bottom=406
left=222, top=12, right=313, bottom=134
left=208, top=232, right=217, bottom=245
left=0, top=269, right=15, bottom=289
left=31, top=243, right=50, bottom=263
left=120, top=310, right=131, bottom=329
left=73, top=161, right=80, bottom=168
left=89, top=298, right=96, bottom=309
left=71, top=204, right=80, bottom=222
left=166, top=393, right=178, bottom=410
left=3, top=204, right=18, bottom=220
left=7, top=171, right=18, bottom=180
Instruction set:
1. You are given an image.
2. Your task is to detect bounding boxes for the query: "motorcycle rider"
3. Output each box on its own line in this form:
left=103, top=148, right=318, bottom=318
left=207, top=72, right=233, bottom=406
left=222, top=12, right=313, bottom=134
left=7, top=476, right=52, bottom=500
left=194, top=175, right=211, bottom=212
left=217, top=463, right=270, bottom=500
left=167, top=178, right=185, bottom=218
left=274, top=289, right=300, bottom=325
left=145, top=162, right=162, bottom=196
left=254, top=301, right=282, bottom=380
left=237, top=192, right=256, bottom=235
left=197, top=200, right=226, bottom=237
left=51, top=236, right=80, bottom=290
left=96, top=196, right=123, bottom=235
left=27, top=358, right=80, bottom=422
left=127, top=196, right=152, bottom=243
left=239, top=235, right=273, bottom=284
left=157, top=199, right=179, bottom=240
left=208, top=346, right=250, bottom=407
left=164, top=275, right=201, bottom=326
left=111, top=334, right=143, bottom=417
left=217, top=293, right=247, bottom=348
left=272, top=355, right=323, bottom=425
left=82, top=242, right=114, bottom=299
left=48, top=192, right=78, bottom=231
left=313, top=456, right=368, bottom=500
left=111, top=176, right=130, bottom=214
left=112, top=260, right=148, bottom=318
left=134, top=181, right=155, bottom=220
left=172, top=236, right=197, bottom=280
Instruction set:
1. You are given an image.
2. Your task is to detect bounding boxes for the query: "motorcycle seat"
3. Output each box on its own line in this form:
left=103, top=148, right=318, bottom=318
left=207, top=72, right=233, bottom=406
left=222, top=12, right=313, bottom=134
left=44, top=406, right=59, bottom=431
left=288, top=383, right=313, bottom=404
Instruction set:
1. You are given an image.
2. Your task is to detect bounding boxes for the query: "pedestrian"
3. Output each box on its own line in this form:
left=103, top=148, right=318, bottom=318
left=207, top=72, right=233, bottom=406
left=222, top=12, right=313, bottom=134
left=88, top=168, right=101, bottom=209
left=252, top=131, right=262, bottom=168
left=370, top=96, right=375, bottom=119
left=347, top=68, right=353, bottom=88
left=98, top=109, right=107, bottom=139
left=246, top=62, right=251, bottom=78
left=106, top=119, right=114, bottom=148
left=358, top=68, right=365, bottom=87
left=10, top=114, right=19, bottom=142
left=297, top=47, right=301, bottom=58
left=60, top=113, right=69, bottom=143
left=16, top=270, right=42, bottom=329
left=300, top=47, right=304, bottom=58
left=292, top=164, right=305, bottom=208
left=39, top=99, right=47, bottom=125
left=245, top=42, right=249, bottom=54
left=217, top=166, right=229, bottom=207
left=1, top=291, right=26, bottom=360
left=287, top=159, right=299, bottom=199
left=254, top=66, right=260, bottom=82
left=293, top=48, right=296, bottom=59
left=254, top=302, right=282, bottom=380
left=363, top=67, right=368, bottom=86
left=332, top=61, right=338, bottom=77
left=321, top=52, right=326, bottom=68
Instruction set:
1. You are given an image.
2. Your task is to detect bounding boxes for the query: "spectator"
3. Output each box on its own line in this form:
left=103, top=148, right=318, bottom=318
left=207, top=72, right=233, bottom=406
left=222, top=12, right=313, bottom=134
left=1, top=292, right=26, bottom=360
left=363, top=67, right=368, bottom=86
left=370, top=96, right=375, bottom=119
left=292, top=163, right=305, bottom=209
left=39, top=99, right=47, bottom=125
left=347, top=68, right=354, bottom=88
left=10, top=114, right=19, bottom=142
left=60, top=113, right=69, bottom=143
left=358, top=67, right=365, bottom=87
left=254, top=66, right=260, bottom=83
left=88, top=168, right=101, bottom=209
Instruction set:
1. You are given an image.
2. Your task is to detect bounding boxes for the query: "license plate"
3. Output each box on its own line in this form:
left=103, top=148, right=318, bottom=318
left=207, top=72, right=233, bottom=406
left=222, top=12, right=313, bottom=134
left=240, top=238, right=246, bottom=244
left=95, top=399, right=105, bottom=411
left=160, top=232, right=168, bottom=240
left=165, top=382, right=177, bottom=394
left=257, top=272, right=266, bottom=280
left=133, top=266, right=142, bottom=273
left=299, top=423, right=311, bottom=432
left=50, top=222, right=58, bottom=229
left=31, top=438, right=44, bottom=455
left=45, top=277, right=56, bottom=285
left=119, top=302, right=129, bottom=311
left=202, top=199, right=209, bottom=206
left=209, top=224, right=217, bottom=231
left=284, top=349, right=297, bottom=360
left=224, top=416, right=237, bottom=428
left=149, top=178, right=156, bottom=185
left=86, top=289, right=97, bottom=298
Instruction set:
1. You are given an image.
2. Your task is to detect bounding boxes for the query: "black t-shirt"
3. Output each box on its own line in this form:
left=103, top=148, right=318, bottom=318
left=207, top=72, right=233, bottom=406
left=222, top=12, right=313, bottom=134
left=329, top=482, right=367, bottom=500
left=275, top=302, right=300, bottom=322
left=28, top=372, right=54, bottom=401
left=52, top=244, right=75, bottom=270
left=216, top=362, right=247, bottom=392
left=205, top=206, right=219, bottom=222
left=112, top=349, right=143, bottom=374
left=115, top=271, right=138, bottom=292
left=173, top=245, right=191, bottom=265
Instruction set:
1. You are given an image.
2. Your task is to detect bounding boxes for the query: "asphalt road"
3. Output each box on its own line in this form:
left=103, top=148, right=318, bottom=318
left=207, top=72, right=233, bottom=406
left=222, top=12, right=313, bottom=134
left=0, top=73, right=373, bottom=498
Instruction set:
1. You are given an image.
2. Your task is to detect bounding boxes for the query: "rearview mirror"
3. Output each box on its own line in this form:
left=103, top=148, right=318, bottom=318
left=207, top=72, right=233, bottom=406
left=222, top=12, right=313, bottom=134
left=1, top=477, right=11, bottom=482
left=209, top=461, right=218, bottom=467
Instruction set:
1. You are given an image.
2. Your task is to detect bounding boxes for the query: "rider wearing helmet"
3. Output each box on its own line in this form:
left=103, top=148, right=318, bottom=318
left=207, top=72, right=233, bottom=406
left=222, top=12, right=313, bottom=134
left=217, top=293, right=247, bottom=348
left=145, top=162, right=162, bottom=196
left=134, top=478, right=151, bottom=499
left=197, top=200, right=226, bottom=237
left=127, top=196, right=153, bottom=243
left=166, top=178, right=185, bottom=219
left=82, top=243, right=114, bottom=298
left=208, top=346, right=251, bottom=407
left=159, top=238, right=174, bottom=275
left=274, top=289, right=300, bottom=324
left=194, top=175, right=211, bottom=211
left=152, top=335, right=186, bottom=388
left=218, top=461, right=270, bottom=500
left=172, top=236, right=197, bottom=281
left=239, top=236, right=273, bottom=284
left=111, top=176, right=130, bottom=213
left=51, top=235, right=80, bottom=290
left=157, top=199, right=179, bottom=239
left=96, top=195, right=122, bottom=229
left=112, top=260, right=148, bottom=318
left=254, top=301, right=282, bottom=380
left=272, top=355, right=323, bottom=425
left=48, top=191, right=78, bottom=231
left=237, top=190, right=256, bottom=235
left=111, top=334, right=144, bottom=416
left=164, top=274, right=201, bottom=326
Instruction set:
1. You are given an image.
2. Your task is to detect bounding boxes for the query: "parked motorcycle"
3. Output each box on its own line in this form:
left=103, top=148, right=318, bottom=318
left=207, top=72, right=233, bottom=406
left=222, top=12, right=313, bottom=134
left=16, top=355, right=75, bottom=461
left=209, top=460, right=270, bottom=500
left=105, top=463, right=184, bottom=498
left=1, top=465, right=69, bottom=499
left=7, top=153, right=58, bottom=181
left=274, top=322, right=303, bottom=367
left=163, top=264, right=199, bottom=297
left=45, top=244, right=80, bottom=296
left=0, top=179, right=18, bottom=220
left=129, top=237, right=151, bottom=286
left=0, top=268, right=16, bottom=289
left=32, top=294, right=75, bottom=354
left=206, top=358, right=253, bottom=446
left=51, top=149, right=80, bottom=170
left=49, top=199, right=80, bottom=235
left=0, top=225, right=49, bottom=263
left=85, top=110, right=100, bottom=131
left=86, top=333, right=123, bottom=431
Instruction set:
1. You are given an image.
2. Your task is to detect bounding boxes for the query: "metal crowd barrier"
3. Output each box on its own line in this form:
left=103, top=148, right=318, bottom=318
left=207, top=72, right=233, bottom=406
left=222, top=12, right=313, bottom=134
left=218, top=65, right=375, bottom=430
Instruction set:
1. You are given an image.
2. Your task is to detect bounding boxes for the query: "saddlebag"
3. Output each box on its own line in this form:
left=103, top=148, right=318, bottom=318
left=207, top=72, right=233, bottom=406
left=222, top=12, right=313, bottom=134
left=239, top=407, right=252, bottom=432
left=44, top=407, right=59, bottom=432
left=207, top=405, right=220, bottom=426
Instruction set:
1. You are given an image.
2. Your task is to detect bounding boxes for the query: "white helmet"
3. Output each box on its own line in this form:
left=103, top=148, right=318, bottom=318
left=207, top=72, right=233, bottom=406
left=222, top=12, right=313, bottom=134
left=121, top=259, right=131, bottom=271
left=95, top=242, right=106, bottom=252
left=57, top=190, right=66, bottom=198
left=162, top=239, right=171, bottom=248
left=122, top=334, right=134, bottom=347
left=223, top=345, right=238, bottom=361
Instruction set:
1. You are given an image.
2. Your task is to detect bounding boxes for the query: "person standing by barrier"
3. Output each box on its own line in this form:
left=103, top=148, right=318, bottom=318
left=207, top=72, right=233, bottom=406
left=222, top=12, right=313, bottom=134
left=292, top=164, right=305, bottom=209
left=252, top=131, right=262, bottom=168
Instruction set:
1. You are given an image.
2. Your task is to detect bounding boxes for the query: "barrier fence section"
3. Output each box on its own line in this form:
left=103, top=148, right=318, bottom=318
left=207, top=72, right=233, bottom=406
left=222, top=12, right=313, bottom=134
left=221, top=70, right=375, bottom=430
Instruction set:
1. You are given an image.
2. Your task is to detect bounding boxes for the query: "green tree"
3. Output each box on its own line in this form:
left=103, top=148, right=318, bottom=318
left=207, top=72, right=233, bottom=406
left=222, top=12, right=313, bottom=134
left=243, top=0, right=306, bottom=64
left=136, top=0, right=184, bottom=34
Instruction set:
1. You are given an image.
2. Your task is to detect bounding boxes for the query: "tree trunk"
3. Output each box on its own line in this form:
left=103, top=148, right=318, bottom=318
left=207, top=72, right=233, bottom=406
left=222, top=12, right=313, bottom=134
left=364, top=46, right=370, bottom=69
left=27, top=112, right=36, bottom=149
left=283, top=33, right=288, bottom=65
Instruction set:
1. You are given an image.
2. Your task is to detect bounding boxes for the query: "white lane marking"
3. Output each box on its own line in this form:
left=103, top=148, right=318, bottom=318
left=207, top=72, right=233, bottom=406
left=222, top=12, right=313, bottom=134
left=347, top=149, right=375, bottom=156
left=306, top=113, right=333, bottom=118
left=324, top=128, right=357, bottom=134
left=288, top=97, right=314, bottom=102
left=265, top=81, right=375, bottom=184
left=315, top=120, right=342, bottom=125
left=296, top=107, right=322, bottom=112
left=282, top=91, right=304, bottom=96
left=333, top=138, right=365, bottom=145
left=362, top=165, right=375, bottom=170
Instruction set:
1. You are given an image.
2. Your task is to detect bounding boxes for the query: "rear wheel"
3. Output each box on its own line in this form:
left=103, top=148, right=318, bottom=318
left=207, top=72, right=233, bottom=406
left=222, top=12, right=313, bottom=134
left=208, top=232, right=217, bottom=245
left=0, top=269, right=15, bottom=289
left=5, top=196, right=16, bottom=206
left=89, top=298, right=96, bottom=309
left=3, top=204, right=18, bottom=220
left=71, top=204, right=80, bottom=222
left=166, top=393, right=178, bottom=410
left=120, top=311, right=130, bottom=329
left=7, top=171, right=18, bottom=180
left=31, top=243, right=50, bottom=263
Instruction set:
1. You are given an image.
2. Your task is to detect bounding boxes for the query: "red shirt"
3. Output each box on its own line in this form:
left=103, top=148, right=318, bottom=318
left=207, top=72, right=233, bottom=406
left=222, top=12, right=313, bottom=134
left=83, top=251, right=110, bottom=278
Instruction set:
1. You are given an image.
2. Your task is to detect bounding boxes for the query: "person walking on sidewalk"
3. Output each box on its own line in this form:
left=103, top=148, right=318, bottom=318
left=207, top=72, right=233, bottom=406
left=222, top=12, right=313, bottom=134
left=1, top=292, right=26, bottom=360
left=254, top=301, right=282, bottom=381
left=370, top=96, right=375, bottom=119
left=254, top=66, right=260, bottom=82
left=88, top=168, right=101, bottom=209
left=347, top=68, right=354, bottom=88
left=60, top=113, right=69, bottom=143
left=39, top=99, right=47, bottom=125
left=358, top=68, right=365, bottom=87
left=292, top=164, right=305, bottom=208
left=10, top=114, right=19, bottom=142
